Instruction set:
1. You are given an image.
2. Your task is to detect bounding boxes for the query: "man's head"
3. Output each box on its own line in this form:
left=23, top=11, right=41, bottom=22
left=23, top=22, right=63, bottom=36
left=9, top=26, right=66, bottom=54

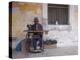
left=34, top=17, right=39, bottom=24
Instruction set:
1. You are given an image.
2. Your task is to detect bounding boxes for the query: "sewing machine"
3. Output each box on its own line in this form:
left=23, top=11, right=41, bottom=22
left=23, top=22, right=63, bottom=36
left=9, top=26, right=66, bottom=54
left=24, top=24, right=48, bottom=53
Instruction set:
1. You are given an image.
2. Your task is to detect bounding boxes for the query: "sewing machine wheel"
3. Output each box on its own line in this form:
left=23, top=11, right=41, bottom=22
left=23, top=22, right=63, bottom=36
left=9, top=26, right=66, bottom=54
left=29, top=46, right=43, bottom=53
left=29, top=49, right=43, bottom=53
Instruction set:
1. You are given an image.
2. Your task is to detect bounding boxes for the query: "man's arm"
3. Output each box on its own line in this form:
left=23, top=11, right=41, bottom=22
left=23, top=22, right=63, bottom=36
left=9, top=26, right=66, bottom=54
left=39, top=24, right=43, bottom=37
left=39, top=24, right=43, bottom=31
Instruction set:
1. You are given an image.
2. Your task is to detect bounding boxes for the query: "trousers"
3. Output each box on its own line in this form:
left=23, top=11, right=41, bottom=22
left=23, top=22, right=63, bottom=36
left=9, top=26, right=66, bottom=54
left=32, top=35, right=42, bottom=50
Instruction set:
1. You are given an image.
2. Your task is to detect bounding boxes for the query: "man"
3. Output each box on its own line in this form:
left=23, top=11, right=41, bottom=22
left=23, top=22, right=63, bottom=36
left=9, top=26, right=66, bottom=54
left=31, top=17, right=43, bottom=50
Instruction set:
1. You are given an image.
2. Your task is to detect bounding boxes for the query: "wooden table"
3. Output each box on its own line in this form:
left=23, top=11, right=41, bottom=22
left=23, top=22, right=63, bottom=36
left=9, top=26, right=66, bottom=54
left=24, top=30, right=48, bottom=34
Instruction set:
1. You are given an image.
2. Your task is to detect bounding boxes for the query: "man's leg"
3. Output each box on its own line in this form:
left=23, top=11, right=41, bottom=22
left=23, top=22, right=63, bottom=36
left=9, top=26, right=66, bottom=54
left=32, top=38, right=37, bottom=50
left=38, top=37, right=42, bottom=49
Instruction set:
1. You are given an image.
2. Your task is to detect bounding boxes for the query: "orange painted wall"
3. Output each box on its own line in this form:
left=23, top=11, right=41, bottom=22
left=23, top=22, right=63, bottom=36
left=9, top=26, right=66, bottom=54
left=11, top=2, right=43, bottom=39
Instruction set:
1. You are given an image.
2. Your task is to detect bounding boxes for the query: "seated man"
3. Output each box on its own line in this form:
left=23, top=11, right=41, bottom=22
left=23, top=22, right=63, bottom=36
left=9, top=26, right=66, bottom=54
left=31, top=17, right=43, bottom=50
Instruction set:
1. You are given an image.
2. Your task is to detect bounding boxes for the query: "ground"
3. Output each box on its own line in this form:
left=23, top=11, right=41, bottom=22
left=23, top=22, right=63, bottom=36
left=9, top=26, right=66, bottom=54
left=12, top=46, right=78, bottom=59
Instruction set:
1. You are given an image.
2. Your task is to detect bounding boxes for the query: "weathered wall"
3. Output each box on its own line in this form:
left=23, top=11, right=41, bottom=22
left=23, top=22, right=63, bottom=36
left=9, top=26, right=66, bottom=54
left=12, top=2, right=43, bottom=40
left=42, top=4, right=78, bottom=47
left=11, top=2, right=78, bottom=48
